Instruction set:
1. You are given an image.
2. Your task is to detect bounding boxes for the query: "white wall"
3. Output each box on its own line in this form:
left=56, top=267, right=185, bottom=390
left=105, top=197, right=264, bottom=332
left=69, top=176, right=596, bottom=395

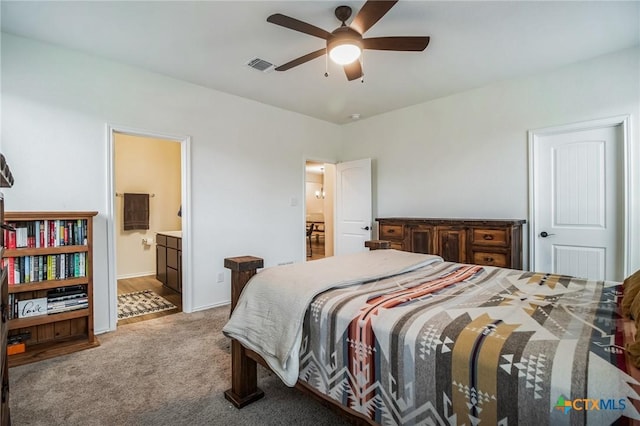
left=341, top=47, right=640, bottom=273
left=1, top=34, right=342, bottom=333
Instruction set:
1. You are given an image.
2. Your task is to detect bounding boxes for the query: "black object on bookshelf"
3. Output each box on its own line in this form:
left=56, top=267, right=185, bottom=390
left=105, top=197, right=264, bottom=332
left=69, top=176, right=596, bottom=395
left=7, top=332, right=31, bottom=345
left=0, top=153, right=14, bottom=188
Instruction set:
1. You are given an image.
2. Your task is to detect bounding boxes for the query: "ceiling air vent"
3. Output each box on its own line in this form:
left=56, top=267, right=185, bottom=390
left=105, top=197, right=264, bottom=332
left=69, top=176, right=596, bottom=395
left=247, top=58, right=275, bottom=73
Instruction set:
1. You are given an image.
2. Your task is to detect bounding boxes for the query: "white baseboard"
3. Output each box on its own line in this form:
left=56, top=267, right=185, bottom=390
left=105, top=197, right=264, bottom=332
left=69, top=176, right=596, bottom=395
left=191, top=300, right=230, bottom=313
left=116, top=271, right=156, bottom=280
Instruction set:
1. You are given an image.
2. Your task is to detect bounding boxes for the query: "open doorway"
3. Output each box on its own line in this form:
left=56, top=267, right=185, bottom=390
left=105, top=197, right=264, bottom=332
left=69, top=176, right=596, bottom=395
left=107, top=125, right=192, bottom=331
left=113, top=133, right=182, bottom=325
left=305, top=161, right=335, bottom=260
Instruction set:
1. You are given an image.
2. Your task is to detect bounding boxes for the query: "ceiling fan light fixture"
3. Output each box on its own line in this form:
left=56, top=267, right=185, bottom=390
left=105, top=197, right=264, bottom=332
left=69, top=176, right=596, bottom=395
left=327, top=27, right=363, bottom=65
left=329, top=43, right=361, bottom=65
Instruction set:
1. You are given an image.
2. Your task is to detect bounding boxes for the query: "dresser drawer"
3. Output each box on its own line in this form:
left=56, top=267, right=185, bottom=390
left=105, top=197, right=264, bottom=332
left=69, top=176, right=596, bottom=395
left=471, top=228, right=508, bottom=246
left=472, top=251, right=508, bottom=267
left=379, top=224, right=403, bottom=240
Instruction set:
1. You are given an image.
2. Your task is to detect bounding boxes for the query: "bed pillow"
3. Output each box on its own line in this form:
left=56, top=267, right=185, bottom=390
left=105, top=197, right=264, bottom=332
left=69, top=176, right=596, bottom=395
left=621, top=269, right=640, bottom=318
left=625, top=270, right=640, bottom=369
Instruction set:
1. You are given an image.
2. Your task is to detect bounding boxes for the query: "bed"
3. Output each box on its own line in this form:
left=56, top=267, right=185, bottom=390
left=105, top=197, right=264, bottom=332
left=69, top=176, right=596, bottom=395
left=222, top=248, right=640, bottom=425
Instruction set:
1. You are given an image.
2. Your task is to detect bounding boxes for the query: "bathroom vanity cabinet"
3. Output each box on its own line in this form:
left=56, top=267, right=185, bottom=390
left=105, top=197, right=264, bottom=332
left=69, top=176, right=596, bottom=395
left=156, top=231, right=181, bottom=293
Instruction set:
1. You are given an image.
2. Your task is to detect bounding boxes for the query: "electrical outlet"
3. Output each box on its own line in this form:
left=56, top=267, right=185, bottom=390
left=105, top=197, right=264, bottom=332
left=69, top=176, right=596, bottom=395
left=217, top=272, right=224, bottom=283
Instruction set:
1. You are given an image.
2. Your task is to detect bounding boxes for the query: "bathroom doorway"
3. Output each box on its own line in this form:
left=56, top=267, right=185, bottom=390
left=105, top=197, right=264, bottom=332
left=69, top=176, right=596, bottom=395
left=107, top=125, right=192, bottom=331
left=113, top=133, right=182, bottom=325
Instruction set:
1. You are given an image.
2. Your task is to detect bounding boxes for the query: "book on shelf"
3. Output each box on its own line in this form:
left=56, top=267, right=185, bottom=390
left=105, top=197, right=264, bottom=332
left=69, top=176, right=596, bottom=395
left=48, top=297, right=88, bottom=306
left=48, top=291, right=87, bottom=302
left=5, top=227, right=15, bottom=249
left=6, top=257, right=14, bottom=285
left=47, top=285, right=87, bottom=301
left=47, top=304, right=88, bottom=314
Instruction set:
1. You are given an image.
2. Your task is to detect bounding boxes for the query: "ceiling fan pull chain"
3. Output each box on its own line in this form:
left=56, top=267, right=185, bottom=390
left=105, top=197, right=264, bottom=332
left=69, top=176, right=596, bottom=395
left=361, top=52, right=365, bottom=83
left=324, top=48, right=329, bottom=77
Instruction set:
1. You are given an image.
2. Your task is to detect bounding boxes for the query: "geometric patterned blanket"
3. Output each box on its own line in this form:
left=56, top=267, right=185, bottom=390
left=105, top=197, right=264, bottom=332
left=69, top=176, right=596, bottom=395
left=299, top=261, right=640, bottom=425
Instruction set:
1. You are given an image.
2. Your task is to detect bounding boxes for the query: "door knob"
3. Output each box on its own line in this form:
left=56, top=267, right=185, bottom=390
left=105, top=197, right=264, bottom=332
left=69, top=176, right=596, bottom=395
left=539, top=231, right=555, bottom=238
left=361, top=226, right=370, bottom=231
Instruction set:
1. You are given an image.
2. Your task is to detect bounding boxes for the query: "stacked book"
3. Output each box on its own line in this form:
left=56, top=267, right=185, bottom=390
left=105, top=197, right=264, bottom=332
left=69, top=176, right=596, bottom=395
left=47, top=285, right=88, bottom=314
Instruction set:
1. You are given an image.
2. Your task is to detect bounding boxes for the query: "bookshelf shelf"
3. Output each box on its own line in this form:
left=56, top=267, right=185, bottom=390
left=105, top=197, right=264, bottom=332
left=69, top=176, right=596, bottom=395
left=4, top=245, right=89, bottom=258
left=8, top=277, right=89, bottom=294
left=8, top=308, right=90, bottom=330
left=3, top=211, right=99, bottom=367
left=7, top=337, right=100, bottom=367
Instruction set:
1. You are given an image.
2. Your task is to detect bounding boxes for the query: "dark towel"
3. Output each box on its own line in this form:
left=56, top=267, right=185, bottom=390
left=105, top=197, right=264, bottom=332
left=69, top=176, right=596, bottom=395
left=123, top=193, right=149, bottom=231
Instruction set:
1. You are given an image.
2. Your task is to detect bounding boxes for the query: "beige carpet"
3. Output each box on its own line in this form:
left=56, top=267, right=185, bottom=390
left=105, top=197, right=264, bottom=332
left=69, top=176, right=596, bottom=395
left=9, top=306, right=349, bottom=425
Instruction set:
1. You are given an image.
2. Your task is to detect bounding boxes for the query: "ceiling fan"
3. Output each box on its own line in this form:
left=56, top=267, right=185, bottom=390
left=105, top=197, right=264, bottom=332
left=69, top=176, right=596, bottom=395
left=267, top=0, right=430, bottom=81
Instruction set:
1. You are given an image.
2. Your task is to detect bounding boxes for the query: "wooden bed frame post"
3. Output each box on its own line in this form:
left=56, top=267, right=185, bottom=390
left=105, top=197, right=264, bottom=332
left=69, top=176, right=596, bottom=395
left=223, top=255, right=265, bottom=408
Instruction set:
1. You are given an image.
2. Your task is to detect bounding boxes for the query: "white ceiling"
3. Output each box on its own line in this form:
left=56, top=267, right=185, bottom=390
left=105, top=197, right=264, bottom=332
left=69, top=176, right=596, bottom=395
left=2, top=1, right=638, bottom=124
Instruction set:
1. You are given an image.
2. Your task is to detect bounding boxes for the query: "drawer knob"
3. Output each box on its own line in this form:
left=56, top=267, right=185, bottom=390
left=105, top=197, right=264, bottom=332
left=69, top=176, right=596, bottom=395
left=388, top=229, right=395, bottom=233
left=483, top=234, right=494, bottom=240
left=484, top=257, right=494, bottom=262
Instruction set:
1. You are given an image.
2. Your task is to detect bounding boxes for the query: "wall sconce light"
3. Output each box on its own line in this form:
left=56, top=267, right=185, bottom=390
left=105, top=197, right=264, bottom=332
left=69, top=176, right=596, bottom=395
left=315, top=187, right=325, bottom=199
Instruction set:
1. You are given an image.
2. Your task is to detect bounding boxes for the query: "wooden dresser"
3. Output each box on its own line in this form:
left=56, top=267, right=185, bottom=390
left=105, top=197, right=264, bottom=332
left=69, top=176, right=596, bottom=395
left=376, top=217, right=525, bottom=269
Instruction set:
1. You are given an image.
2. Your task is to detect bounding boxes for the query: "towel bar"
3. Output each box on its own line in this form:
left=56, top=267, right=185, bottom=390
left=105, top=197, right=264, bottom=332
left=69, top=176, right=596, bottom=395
left=115, top=193, right=155, bottom=197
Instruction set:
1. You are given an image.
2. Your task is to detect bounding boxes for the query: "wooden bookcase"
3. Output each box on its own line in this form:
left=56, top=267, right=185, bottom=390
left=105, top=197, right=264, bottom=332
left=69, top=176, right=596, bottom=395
left=2, top=211, right=99, bottom=367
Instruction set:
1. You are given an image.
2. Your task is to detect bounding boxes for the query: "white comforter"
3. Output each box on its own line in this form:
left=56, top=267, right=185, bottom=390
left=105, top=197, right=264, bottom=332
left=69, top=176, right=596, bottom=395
left=222, top=249, right=443, bottom=386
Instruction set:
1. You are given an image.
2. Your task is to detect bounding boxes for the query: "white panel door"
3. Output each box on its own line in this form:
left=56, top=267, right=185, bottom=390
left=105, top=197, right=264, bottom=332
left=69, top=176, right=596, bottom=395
left=532, top=124, right=623, bottom=281
left=335, top=158, right=372, bottom=256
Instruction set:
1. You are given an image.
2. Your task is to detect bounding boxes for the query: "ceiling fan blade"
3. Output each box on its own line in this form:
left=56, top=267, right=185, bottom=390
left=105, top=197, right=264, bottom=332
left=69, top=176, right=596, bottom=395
left=350, top=0, right=399, bottom=35
left=344, top=61, right=363, bottom=81
left=267, top=13, right=331, bottom=39
left=275, top=48, right=326, bottom=71
left=363, top=36, right=430, bottom=51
